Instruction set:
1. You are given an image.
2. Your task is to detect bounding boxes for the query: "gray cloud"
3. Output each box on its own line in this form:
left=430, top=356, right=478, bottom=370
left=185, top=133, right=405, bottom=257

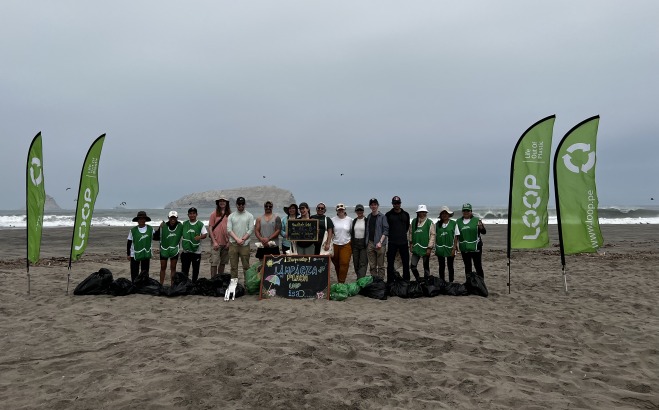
left=1, top=1, right=657, bottom=209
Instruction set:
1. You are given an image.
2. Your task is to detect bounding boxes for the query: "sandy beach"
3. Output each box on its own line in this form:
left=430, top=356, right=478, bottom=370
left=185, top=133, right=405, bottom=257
left=0, top=225, right=657, bottom=409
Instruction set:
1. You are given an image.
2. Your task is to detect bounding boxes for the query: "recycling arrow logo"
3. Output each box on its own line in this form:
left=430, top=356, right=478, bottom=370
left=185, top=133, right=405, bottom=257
left=562, top=143, right=596, bottom=174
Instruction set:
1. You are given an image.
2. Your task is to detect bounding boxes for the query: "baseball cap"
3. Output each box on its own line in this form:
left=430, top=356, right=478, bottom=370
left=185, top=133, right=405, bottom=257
left=462, top=203, right=472, bottom=211
left=168, top=210, right=178, bottom=218
left=187, top=207, right=197, bottom=214
left=236, top=196, right=246, bottom=205
left=355, top=204, right=364, bottom=211
left=369, top=198, right=379, bottom=205
left=336, top=203, right=346, bottom=211
left=391, top=196, right=401, bottom=204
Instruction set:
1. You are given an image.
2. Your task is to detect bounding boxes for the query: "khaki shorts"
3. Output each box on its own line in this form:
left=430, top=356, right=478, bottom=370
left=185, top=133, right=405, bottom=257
left=209, top=245, right=229, bottom=266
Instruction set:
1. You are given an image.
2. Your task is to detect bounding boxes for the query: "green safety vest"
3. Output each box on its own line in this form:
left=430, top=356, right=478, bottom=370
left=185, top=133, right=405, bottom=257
left=182, top=220, right=204, bottom=253
left=457, top=217, right=479, bottom=253
left=131, top=225, right=153, bottom=261
left=410, top=218, right=431, bottom=256
left=160, top=222, right=183, bottom=258
left=435, top=219, right=457, bottom=257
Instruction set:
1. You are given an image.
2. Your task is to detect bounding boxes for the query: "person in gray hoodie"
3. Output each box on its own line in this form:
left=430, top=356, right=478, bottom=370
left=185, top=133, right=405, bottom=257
left=364, top=198, right=389, bottom=279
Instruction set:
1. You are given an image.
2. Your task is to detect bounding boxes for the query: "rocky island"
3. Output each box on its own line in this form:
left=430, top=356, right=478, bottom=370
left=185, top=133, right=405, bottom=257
left=164, top=186, right=296, bottom=209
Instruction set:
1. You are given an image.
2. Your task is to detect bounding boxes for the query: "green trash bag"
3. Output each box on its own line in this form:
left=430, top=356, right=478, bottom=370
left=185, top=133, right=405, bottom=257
left=346, top=282, right=361, bottom=297
left=356, top=276, right=374, bottom=288
left=245, top=262, right=262, bottom=295
left=330, top=283, right=349, bottom=301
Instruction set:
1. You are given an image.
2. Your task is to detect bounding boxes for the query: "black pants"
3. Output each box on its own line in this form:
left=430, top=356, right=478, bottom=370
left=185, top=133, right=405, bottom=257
left=256, top=246, right=280, bottom=261
left=181, top=252, right=202, bottom=281
left=461, top=251, right=484, bottom=279
left=410, top=253, right=430, bottom=281
left=437, top=256, right=455, bottom=282
left=130, top=258, right=150, bottom=282
left=387, top=242, right=410, bottom=282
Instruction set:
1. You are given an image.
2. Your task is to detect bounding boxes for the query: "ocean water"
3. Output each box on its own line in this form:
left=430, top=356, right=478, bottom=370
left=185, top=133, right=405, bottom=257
left=1, top=205, right=658, bottom=228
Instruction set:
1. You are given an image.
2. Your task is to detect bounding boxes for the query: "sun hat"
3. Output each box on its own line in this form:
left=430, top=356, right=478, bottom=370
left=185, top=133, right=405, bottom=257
left=462, top=203, right=472, bottom=211
left=132, top=210, right=151, bottom=222
left=215, top=195, right=228, bottom=205
left=336, top=203, right=346, bottom=211
left=168, top=210, right=178, bottom=218
left=416, top=204, right=428, bottom=213
left=284, top=203, right=298, bottom=214
left=355, top=204, right=364, bottom=212
left=438, top=206, right=454, bottom=217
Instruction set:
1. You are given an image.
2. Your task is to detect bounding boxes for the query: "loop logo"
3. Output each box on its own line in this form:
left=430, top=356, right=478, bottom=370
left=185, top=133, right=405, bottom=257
left=562, top=143, right=596, bottom=174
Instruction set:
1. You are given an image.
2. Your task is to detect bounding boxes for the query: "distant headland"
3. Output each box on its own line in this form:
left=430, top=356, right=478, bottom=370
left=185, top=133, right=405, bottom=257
left=164, top=186, right=296, bottom=209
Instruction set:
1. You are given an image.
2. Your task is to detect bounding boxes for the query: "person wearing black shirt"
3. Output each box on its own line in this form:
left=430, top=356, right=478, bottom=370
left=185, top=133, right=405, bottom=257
left=385, top=195, right=411, bottom=282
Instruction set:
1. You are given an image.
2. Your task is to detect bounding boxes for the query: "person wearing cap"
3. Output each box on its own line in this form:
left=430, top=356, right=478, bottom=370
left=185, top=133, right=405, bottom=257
left=331, top=203, right=353, bottom=283
left=280, top=203, right=298, bottom=254
left=364, top=198, right=389, bottom=279
left=408, top=205, right=436, bottom=282
left=255, top=201, right=282, bottom=260
left=209, top=195, right=231, bottom=276
left=434, top=206, right=459, bottom=282
left=293, top=202, right=315, bottom=255
left=311, top=202, right=334, bottom=255
left=126, top=211, right=156, bottom=282
left=385, top=195, right=411, bottom=282
left=350, top=204, right=368, bottom=278
left=155, top=211, right=184, bottom=285
left=181, top=207, right=208, bottom=282
left=227, top=196, right=255, bottom=281
left=456, top=203, right=487, bottom=279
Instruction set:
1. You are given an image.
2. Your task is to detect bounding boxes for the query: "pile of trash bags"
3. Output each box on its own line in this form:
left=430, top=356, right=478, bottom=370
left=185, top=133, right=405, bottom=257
left=329, top=272, right=488, bottom=301
left=74, top=268, right=246, bottom=298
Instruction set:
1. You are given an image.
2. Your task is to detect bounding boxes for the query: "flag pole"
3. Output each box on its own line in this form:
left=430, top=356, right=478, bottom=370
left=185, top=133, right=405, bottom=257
left=553, top=128, right=569, bottom=295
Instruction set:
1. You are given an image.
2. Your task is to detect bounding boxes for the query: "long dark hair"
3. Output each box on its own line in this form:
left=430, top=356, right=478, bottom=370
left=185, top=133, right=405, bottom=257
left=216, top=201, right=232, bottom=216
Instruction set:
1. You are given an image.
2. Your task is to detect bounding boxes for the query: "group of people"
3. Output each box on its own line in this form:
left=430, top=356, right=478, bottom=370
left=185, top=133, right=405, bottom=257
left=126, top=195, right=486, bottom=286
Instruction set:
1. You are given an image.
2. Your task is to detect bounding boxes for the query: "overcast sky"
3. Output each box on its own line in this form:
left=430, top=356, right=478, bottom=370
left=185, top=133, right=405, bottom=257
left=2, top=1, right=657, bottom=210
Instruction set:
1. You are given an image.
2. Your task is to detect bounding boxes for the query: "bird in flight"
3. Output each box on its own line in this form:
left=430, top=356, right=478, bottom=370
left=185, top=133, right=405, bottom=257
left=66, top=187, right=71, bottom=191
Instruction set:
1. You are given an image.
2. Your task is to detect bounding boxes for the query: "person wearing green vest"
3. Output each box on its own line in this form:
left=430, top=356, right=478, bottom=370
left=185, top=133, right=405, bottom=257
left=408, top=205, right=435, bottom=282
left=434, top=206, right=459, bottom=282
left=156, top=210, right=184, bottom=285
left=456, top=203, right=487, bottom=279
left=126, top=210, right=156, bottom=282
left=181, top=207, right=208, bottom=282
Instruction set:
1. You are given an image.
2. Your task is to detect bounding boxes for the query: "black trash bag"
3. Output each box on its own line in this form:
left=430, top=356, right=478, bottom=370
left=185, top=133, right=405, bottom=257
left=210, top=273, right=231, bottom=287
left=189, top=278, right=216, bottom=296
left=234, top=283, right=246, bottom=298
left=134, top=277, right=163, bottom=296
left=133, top=270, right=151, bottom=287
left=109, top=278, right=135, bottom=296
left=407, top=281, right=424, bottom=298
left=421, top=276, right=444, bottom=297
left=389, top=276, right=410, bottom=298
left=172, top=271, right=189, bottom=285
left=465, top=272, right=488, bottom=297
left=73, top=269, right=114, bottom=295
left=442, top=282, right=469, bottom=296
left=359, top=276, right=388, bottom=300
left=166, top=281, right=189, bottom=297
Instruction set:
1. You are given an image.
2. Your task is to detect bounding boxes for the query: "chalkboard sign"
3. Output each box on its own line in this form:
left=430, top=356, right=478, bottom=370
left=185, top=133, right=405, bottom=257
left=259, top=255, right=331, bottom=300
left=287, top=219, right=318, bottom=242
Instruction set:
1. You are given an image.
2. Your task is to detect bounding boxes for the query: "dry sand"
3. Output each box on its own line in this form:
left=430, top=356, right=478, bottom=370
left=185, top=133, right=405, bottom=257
left=0, top=225, right=657, bottom=409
